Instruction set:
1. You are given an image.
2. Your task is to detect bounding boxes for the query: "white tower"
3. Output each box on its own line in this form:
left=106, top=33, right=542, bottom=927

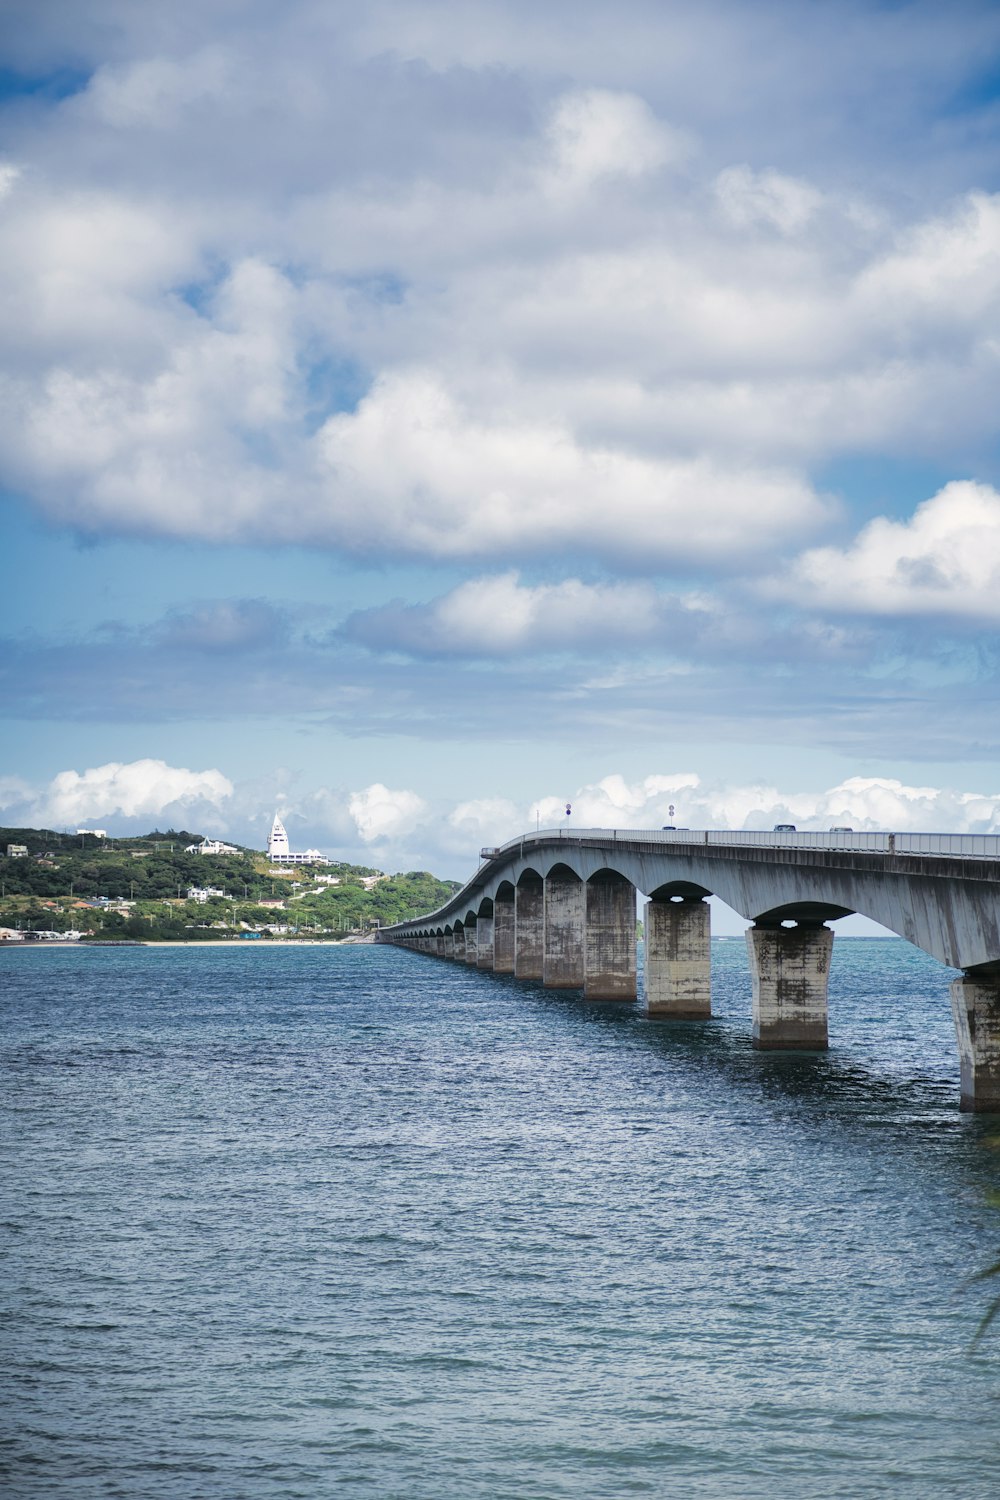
left=268, top=814, right=290, bottom=860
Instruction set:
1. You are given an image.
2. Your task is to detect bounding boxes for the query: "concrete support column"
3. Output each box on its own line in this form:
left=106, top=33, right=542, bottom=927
left=455, top=928, right=467, bottom=962
left=493, top=897, right=515, bottom=973
left=435, top=934, right=444, bottom=957
left=514, top=880, right=543, bottom=979
left=951, top=975, right=1000, bottom=1111
left=543, top=869, right=585, bottom=989
left=747, top=924, right=832, bottom=1050
left=444, top=930, right=456, bottom=960
left=644, top=898, right=711, bottom=1018
left=585, top=872, right=637, bottom=1000
left=477, top=915, right=495, bottom=969
left=464, top=922, right=479, bottom=965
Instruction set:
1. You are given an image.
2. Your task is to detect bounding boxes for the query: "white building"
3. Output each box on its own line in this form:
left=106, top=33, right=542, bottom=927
left=187, top=886, right=228, bottom=904
left=267, top=814, right=330, bottom=866
left=76, top=829, right=107, bottom=838
left=184, top=838, right=239, bottom=855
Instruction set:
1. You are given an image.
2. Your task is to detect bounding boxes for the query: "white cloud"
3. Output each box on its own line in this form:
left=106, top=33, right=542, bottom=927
left=448, top=797, right=523, bottom=842
left=34, top=759, right=234, bottom=825
left=0, top=163, right=20, bottom=202
left=714, top=164, right=822, bottom=234
left=347, top=571, right=702, bottom=655
left=7, top=762, right=1000, bottom=879
left=0, top=774, right=34, bottom=814
left=348, top=783, right=428, bottom=843
left=777, top=481, right=1000, bottom=620
left=0, top=5, right=999, bottom=591
left=314, top=370, right=824, bottom=563
left=84, top=47, right=237, bottom=130
left=516, top=771, right=1000, bottom=840
left=434, top=573, right=667, bottom=652
left=543, top=89, right=685, bottom=191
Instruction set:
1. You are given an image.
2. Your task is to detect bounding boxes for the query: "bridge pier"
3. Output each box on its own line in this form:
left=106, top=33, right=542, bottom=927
left=747, top=923, right=831, bottom=1050
left=477, top=914, right=494, bottom=968
left=444, top=930, right=456, bottom=960
left=544, top=868, right=585, bottom=988
left=951, top=975, right=1000, bottom=1111
left=515, top=877, right=544, bottom=979
left=584, top=872, right=637, bottom=1000
left=494, top=896, right=515, bottom=973
left=644, top=897, right=711, bottom=1018
left=464, top=921, right=479, bottom=965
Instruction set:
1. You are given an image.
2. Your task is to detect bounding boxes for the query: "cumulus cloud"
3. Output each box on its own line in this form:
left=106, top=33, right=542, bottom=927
left=343, top=571, right=708, bottom=656
left=2, top=20, right=1000, bottom=566
left=313, top=371, right=824, bottom=563
left=7, top=761, right=1000, bottom=880
left=478, top=771, right=1000, bottom=842
left=348, top=783, right=428, bottom=843
left=777, top=481, right=1000, bottom=620
left=542, top=88, right=686, bottom=191
left=28, top=759, right=233, bottom=826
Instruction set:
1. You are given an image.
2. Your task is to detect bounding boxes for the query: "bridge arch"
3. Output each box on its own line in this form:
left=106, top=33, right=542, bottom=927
left=650, top=880, right=712, bottom=902
left=752, top=899, right=854, bottom=926
left=378, top=827, right=1000, bottom=1109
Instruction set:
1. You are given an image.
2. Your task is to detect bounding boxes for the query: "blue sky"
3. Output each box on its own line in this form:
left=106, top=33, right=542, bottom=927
left=4, top=0, right=1000, bottom=882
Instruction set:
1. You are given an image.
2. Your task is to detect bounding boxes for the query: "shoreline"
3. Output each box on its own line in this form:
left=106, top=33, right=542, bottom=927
left=1, top=938, right=374, bottom=950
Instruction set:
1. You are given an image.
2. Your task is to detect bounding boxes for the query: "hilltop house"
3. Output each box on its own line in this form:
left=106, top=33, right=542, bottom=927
left=184, top=838, right=239, bottom=855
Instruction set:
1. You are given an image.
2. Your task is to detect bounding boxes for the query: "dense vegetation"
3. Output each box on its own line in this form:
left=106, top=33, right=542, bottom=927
left=0, top=827, right=460, bottom=941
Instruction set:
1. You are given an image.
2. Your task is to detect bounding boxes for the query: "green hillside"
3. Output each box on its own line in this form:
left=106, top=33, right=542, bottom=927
left=0, top=827, right=461, bottom=941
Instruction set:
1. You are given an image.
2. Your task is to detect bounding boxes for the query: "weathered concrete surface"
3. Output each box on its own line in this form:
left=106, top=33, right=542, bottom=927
left=444, top=930, right=456, bottom=960
left=951, top=976, right=1000, bottom=1111
left=476, top=914, right=494, bottom=969
left=384, top=832, right=1000, bottom=973
left=584, top=871, right=637, bottom=1000
left=464, top=921, right=479, bottom=965
left=543, top=868, right=585, bottom=988
left=644, top=898, right=711, bottom=1018
left=748, top=924, right=832, bottom=1050
left=378, top=827, right=1000, bottom=1109
left=515, top=878, right=543, bottom=979
left=493, top=897, right=515, bottom=973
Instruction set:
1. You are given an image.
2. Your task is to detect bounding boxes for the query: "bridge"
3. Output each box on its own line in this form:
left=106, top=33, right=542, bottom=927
left=377, top=827, right=1000, bottom=1111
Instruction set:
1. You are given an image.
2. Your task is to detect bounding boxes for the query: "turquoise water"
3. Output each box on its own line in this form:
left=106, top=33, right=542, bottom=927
left=2, top=939, right=999, bottom=1498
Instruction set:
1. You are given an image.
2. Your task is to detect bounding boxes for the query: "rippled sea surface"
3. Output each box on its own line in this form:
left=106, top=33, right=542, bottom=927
left=3, top=939, right=1000, bottom=1499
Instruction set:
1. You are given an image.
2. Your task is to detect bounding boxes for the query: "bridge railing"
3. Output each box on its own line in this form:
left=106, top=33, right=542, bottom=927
left=488, top=827, right=1000, bottom=860
left=383, top=826, right=1000, bottom=936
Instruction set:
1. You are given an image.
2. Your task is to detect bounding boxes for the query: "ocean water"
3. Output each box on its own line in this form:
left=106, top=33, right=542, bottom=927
left=2, top=938, right=999, bottom=1499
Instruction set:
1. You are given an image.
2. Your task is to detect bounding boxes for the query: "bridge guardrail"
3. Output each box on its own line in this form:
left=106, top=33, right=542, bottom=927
left=384, top=826, right=1000, bottom=935
left=488, top=827, right=1000, bottom=860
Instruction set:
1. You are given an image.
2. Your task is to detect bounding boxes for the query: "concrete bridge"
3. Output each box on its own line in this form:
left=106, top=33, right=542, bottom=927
left=377, top=827, right=1000, bottom=1111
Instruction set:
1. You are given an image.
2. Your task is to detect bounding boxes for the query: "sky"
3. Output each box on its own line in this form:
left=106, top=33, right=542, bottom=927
left=4, top=0, right=1000, bottom=894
